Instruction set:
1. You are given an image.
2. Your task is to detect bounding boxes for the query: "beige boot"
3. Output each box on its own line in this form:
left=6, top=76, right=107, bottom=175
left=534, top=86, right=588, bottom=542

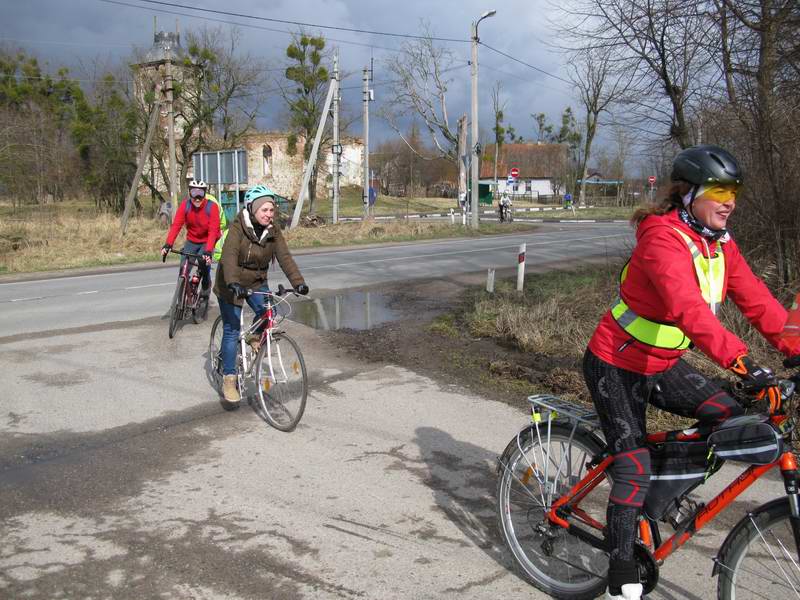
left=222, top=374, right=240, bottom=403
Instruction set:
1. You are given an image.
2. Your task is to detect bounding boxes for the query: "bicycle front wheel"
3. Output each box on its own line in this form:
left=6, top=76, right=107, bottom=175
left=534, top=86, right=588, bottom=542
left=255, top=332, right=307, bottom=432
left=208, top=315, right=224, bottom=395
left=717, top=498, right=800, bottom=599
left=168, top=278, right=185, bottom=339
left=496, top=423, right=609, bottom=600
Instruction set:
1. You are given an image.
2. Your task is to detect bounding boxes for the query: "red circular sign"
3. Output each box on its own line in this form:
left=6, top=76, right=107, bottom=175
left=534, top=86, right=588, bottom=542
left=648, top=175, right=656, bottom=184
left=510, top=168, right=520, bottom=178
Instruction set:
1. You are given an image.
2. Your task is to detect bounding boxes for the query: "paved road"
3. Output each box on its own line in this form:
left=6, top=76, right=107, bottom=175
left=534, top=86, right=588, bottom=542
left=0, top=224, right=786, bottom=599
left=0, top=223, right=631, bottom=337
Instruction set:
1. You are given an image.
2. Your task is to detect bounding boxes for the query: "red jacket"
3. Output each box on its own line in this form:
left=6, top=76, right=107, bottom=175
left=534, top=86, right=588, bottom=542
left=588, top=210, right=791, bottom=374
left=165, top=197, right=221, bottom=253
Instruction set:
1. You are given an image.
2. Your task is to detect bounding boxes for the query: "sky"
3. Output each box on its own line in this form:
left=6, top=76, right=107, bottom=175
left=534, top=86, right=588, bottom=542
left=3, top=0, right=605, bottom=157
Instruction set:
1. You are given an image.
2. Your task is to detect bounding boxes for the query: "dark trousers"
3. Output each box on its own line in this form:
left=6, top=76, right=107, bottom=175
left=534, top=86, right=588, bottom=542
left=582, top=349, right=742, bottom=589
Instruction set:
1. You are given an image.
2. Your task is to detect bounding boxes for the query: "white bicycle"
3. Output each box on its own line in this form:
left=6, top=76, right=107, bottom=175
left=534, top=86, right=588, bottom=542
left=209, top=285, right=308, bottom=432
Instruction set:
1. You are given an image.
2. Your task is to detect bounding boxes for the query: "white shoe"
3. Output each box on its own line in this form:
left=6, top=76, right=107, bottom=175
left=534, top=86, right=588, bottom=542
left=606, top=583, right=643, bottom=600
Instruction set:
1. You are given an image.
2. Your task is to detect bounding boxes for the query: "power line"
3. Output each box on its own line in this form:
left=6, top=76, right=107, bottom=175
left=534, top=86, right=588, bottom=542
left=478, top=41, right=571, bottom=85
left=100, top=0, right=405, bottom=53
left=100, top=0, right=470, bottom=44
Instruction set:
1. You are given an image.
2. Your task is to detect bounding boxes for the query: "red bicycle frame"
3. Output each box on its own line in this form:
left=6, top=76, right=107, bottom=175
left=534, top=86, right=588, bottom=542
left=547, top=413, right=797, bottom=563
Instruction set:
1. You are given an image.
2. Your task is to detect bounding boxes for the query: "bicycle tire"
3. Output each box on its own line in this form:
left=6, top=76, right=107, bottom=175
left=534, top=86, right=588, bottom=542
left=255, top=332, right=307, bottom=432
left=208, top=315, right=224, bottom=395
left=168, top=278, right=185, bottom=339
left=496, top=422, right=609, bottom=600
left=193, top=295, right=209, bottom=324
left=717, top=498, right=800, bottom=599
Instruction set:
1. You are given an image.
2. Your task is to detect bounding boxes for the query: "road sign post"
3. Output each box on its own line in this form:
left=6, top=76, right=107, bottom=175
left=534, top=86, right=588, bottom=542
left=648, top=175, right=656, bottom=202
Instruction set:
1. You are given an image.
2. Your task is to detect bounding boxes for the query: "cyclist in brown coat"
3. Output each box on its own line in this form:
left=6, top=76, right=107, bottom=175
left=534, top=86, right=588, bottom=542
left=213, top=185, right=308, bottom=403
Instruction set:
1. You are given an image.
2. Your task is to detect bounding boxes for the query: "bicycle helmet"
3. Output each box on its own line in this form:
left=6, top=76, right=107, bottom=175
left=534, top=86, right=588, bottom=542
left=670, top=145, right=742, bottom=186
left=188, top=179, right=208, bottom=189
left=244, top=184, right=276, bottom=208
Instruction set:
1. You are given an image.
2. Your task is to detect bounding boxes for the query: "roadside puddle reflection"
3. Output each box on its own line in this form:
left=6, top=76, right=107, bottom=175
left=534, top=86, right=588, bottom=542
left=289, top=291, right=403, bottom=330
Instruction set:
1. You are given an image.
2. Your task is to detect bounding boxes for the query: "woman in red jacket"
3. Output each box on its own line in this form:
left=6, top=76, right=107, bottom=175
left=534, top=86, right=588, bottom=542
left=161, top=179, right=221, bottom=298
left=584, top=145, right=793, bottom=600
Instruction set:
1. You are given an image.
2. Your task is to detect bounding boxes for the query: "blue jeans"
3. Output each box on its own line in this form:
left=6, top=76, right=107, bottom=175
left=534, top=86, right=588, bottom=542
left=217, top=283, right=270, bottom=375
left=181, top=241, right=210, bottom=290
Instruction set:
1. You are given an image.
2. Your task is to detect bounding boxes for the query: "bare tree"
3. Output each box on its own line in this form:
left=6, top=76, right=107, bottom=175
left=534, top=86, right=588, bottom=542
left=132, top=26, right=269, bottom=206
left=382, top=24, right=461, bottom=164
left=490, top=81, right=507, bottom=195
left=554, top=0, right=719, bottom=148
left=568, top=46, right=630, bottom=204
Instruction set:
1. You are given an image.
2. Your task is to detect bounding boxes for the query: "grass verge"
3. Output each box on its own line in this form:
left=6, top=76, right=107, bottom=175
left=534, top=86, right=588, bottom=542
left=0, top=210, right=536, bottom=274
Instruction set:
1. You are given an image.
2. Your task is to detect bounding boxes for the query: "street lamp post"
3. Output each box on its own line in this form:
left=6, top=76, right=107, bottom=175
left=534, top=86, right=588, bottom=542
left=470, top=9, right=496, bottom=229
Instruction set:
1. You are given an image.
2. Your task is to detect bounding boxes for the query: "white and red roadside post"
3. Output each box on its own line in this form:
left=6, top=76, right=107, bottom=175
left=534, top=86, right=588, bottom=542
left=517, top=243, right=526, bottom=293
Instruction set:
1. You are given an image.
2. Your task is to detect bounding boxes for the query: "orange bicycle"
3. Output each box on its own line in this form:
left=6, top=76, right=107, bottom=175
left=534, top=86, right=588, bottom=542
left=496, top=362, right=800, bottom=599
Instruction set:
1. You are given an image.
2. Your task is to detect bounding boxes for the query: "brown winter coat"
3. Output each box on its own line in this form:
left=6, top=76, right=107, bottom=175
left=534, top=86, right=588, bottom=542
left=213, top=209, right=304, bottom=306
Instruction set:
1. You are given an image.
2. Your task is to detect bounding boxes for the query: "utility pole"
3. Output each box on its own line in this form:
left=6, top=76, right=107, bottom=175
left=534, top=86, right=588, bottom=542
left=332, top=49, right=341, bottom=225
left=457, top=115, right=467, bottom=215
left=470, top=22, right=480, bottom=229
left=362, top=67, right=372, bottom=219
left=289, top=80, right=337, bottom=229
left=165, top=57, right=178, bottom=220
left=470, top=10, right=496, bottom=229
left=121, top=97, right=162, bottom=234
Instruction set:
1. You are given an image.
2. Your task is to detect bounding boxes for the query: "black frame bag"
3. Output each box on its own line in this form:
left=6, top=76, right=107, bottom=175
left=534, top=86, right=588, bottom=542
left=708, top=415, right=783, bottom=465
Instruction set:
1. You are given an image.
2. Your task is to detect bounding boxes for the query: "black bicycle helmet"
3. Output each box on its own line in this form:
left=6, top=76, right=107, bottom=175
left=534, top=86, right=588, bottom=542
left=670, top=145, right=742, bottom=186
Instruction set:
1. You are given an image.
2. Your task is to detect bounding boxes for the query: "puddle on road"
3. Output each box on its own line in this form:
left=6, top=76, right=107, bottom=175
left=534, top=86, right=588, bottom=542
left=288, top=291, right=403, bottom=331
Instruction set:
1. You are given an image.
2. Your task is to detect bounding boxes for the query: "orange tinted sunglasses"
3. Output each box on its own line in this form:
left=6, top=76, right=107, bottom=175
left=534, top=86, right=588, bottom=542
left=698, top=184, right=738, bottom=203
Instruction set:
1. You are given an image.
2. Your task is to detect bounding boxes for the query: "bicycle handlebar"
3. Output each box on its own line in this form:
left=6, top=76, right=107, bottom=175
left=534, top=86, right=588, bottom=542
left=162, top=248, right=207, bottom=263
left=245, top=284, right=298, bottom=298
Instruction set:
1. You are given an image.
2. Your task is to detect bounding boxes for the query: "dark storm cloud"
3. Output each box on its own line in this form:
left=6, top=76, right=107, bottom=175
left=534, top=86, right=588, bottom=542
left=4, top=0, right=574, bottom=141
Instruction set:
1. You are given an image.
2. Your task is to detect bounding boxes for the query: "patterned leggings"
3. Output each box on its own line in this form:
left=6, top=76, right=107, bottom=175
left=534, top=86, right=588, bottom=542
left=582, top=349, right=743, bottom=590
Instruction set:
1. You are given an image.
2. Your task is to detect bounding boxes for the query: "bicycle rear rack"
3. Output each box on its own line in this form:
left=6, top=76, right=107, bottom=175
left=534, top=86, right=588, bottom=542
left=527, top=394, right=602, bottom=431
left=496, top=396, right=604, bottom=512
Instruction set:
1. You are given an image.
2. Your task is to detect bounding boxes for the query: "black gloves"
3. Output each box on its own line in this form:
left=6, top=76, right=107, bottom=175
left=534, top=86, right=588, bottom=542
left=730, top=354, right=781, bottom=412
left=228, top=283, right=249, bottom=299
left=296, top=283, right=309, bottom=295
left=161, top=244, right=172, bottom=262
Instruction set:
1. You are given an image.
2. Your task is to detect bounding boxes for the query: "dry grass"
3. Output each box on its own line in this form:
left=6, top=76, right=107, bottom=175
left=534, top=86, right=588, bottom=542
left=0, top=213, right=169, bottom=273
left=0, top=207, right=536, bottom=274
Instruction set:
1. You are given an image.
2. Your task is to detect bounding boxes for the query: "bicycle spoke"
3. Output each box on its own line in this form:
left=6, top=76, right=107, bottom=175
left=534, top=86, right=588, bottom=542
left=750, top=517, right=800, bottom=596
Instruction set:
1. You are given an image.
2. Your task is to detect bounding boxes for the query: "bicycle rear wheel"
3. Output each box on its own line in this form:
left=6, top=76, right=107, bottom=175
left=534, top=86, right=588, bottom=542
left=496, top=423, right=609, bottom=600
left=208, top=315, right=224, bottom=395
left=255, top=332, right=307, bottom=432
left=168, top=278, right=185, bottom=339
left=717, top=498, right=800, bottom=599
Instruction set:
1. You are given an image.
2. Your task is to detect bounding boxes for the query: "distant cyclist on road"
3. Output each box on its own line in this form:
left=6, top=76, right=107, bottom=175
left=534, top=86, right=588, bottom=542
left=213, top=185, right=309, bottom=404
left=498, top=192, right=512, bottom=222
left=161, top=179, right=221, bottom=299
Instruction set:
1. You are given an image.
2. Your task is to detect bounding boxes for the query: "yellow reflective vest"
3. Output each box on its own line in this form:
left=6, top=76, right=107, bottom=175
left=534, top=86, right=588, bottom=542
left=610, top=228, right=725, bottom=350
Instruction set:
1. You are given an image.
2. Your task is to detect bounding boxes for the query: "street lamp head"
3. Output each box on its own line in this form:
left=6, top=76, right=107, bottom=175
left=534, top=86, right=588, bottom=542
left=480, top=9, right=497, bottom=19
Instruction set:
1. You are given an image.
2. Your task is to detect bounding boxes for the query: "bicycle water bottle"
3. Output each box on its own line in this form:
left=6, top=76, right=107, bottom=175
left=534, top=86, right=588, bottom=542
left=781, top=292, right=800, bottom=353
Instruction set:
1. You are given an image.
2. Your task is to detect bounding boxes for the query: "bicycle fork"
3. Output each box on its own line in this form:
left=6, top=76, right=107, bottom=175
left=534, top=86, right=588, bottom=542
left=781, top=453, right=800, bottom=562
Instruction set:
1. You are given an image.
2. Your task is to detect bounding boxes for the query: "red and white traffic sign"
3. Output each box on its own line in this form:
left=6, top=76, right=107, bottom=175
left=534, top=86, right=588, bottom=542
left=648, top=175, right=656, bottom=184
left=510, top=167, right=520, bottom=179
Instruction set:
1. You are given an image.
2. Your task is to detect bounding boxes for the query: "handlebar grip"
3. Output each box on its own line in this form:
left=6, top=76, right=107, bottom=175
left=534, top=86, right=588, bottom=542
left=277, top=284, right=286, bottom=296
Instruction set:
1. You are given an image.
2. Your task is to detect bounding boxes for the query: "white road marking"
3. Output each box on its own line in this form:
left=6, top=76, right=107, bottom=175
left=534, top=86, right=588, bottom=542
left=9, top=296, right=43, bottom=302
left=124, top=283, right=173, bottom=290
left=303, top=233, right=627, bottom=271
left=77, top=290, right=99, bottom=295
